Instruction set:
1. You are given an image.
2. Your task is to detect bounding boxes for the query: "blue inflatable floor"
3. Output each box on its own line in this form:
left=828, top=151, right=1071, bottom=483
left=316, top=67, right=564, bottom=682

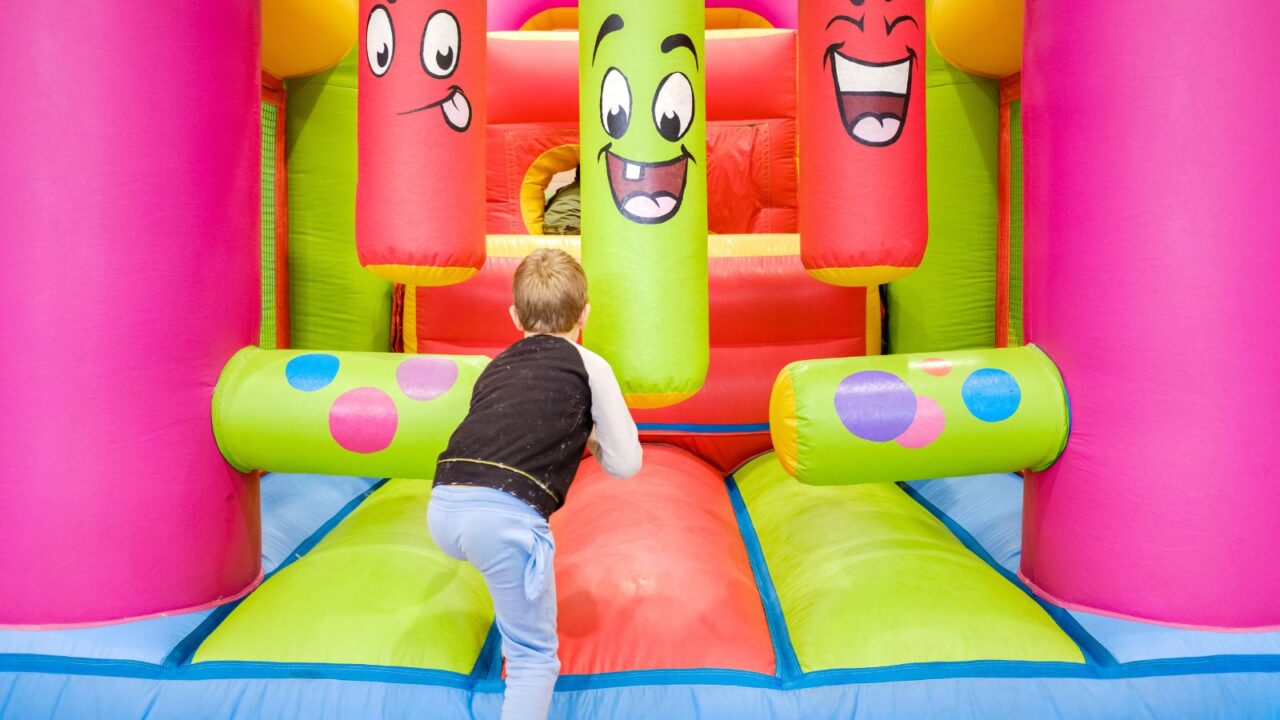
left=2, top=472, right=1279, bottom=719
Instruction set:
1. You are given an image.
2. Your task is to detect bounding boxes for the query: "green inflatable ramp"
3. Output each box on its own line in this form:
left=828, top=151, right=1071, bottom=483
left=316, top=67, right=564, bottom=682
left=734, top=454, right=1084, bottom=671
left=194, top=480, right=493, bottom=672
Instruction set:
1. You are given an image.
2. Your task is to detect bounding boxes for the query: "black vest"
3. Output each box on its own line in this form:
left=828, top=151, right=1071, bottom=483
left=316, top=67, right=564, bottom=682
left=434, top=334, right=592, bottom=517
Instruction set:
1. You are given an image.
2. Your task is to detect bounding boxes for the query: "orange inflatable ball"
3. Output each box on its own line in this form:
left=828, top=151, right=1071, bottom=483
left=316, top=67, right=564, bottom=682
left=262, top=0, right=356, bottom=78
left=927, top=0, right=1023, bottom=78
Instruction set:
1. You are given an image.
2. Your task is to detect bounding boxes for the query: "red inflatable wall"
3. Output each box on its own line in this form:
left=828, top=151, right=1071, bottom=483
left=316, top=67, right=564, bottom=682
left=407, top=236, right=871, bottom=472
left=486, top=30, right=798, bottom=235
left=404, top=30, right=872, bottom=472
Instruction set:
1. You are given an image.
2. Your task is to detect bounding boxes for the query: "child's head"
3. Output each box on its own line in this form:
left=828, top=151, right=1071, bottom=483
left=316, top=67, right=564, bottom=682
left=510, top=248, right=589, bottom=336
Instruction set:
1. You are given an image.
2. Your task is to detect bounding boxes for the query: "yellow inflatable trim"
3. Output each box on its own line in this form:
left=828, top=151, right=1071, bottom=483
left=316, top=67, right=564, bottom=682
left=769, top=369, right=799, bottom=476
left=520, top=144, right=581, bottom=235
left=807, top=265, right=916, bottom=287
left=485, top=233, right=802, bottom=260
left=624, top=391, right=697, bottom=410
left=366, top=264, right=478, bottom=287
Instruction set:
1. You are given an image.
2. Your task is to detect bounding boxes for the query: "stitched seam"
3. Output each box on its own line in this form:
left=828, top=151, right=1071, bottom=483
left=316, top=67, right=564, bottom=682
left=437, top=458, right=561, bottom=503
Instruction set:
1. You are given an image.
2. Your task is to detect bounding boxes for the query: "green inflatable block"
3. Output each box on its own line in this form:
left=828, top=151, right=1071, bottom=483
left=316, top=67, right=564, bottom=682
left=194, top=481, right=493, bottom=672
left=770, top=346, right=1068, bottom=485
left=735, top=454, right=1084, bottom=670
left=286, top=50, right=393, bottom=351
left=887, top=37, right=999, bottom=353
left=213, top=348, right=487, bottom=477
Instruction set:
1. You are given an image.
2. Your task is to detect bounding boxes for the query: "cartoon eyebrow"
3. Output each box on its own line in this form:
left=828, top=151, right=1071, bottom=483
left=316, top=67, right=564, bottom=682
left=661, top=33, right=699, bottom=70
left=826, top=15, right=865, bottom=32
left=885, top=15, right=919, bottom=34
left=593, top=14, right=624, bottom=64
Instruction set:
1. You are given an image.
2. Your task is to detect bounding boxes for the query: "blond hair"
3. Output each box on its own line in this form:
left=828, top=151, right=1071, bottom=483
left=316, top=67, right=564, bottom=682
left=512, top=248, right=588, bottom=333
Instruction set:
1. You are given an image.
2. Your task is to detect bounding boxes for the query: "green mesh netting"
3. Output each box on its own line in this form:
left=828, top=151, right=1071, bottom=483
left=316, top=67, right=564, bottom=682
left=1008, top=99, right=1024, bottom=346
left=259, top=100, right=279, bottom=350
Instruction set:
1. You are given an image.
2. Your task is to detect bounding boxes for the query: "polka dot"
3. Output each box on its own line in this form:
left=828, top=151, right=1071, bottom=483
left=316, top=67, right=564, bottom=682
left=962, top=369, right=1022, bottom=422
left=329, top=388, right=398, bottom=453
left=286, top=353, right=339, bottom=392
left=897, top=396, right=945, bottom=449
left=834, top=370, right=917, bottom=442
left=397, top=357, right=458, bottom=401
left=916, top=358, right=952, bottom=377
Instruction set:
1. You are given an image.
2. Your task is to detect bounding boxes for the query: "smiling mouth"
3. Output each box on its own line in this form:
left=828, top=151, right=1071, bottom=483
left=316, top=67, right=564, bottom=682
left=829, top=49, right=913, bottom=146
left=398, top=85, right=471, bottom=132
left=601, top=146, right=692, bottom=224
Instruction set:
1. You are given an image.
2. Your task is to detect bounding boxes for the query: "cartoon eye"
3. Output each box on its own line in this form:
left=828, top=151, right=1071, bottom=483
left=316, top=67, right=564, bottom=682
left=652, top=72, right=694, bottom=142
left=366, top=5, right=394, bottom=77
left=600, top=68, right=631, bottom=140
left=422, top=10, right=461, bottom=78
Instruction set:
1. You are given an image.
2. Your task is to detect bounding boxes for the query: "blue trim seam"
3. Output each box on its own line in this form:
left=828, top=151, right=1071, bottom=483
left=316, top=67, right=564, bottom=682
left=899, top=481, right=1117, bottom=667
left=724, top=475, right=802, bottom=680
left=162, top=478, right=391, bottom=667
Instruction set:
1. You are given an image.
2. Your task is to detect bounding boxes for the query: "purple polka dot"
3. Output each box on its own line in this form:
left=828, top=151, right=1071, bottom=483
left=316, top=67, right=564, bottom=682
left=834, top=370, right=917, bottom=442
left=397, top=357, right=458, bottom=401
left=897, top=395, right=946, bottom=449
left=329, top=388, right=398, bottom=454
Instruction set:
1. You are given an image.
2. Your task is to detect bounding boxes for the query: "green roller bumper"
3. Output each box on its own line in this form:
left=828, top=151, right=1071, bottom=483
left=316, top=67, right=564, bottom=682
left=770, top=346, right=1068, bottom=484
left=213, top=348, right=485, bottom=477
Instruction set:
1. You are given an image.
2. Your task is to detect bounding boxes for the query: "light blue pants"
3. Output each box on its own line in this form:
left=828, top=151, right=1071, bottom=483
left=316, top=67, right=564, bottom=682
left=427, top=485, right=559, bottom=720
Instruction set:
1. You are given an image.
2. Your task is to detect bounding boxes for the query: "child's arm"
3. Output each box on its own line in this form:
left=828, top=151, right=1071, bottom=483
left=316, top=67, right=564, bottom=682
left=577, top=346, right=642, bottom=479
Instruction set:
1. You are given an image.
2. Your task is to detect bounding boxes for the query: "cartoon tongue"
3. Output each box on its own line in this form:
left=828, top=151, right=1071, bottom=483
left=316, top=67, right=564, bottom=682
left=442, top=90, right=470, bottom=131
left=622, top=195, right=679, bottom=220
left=851, top=116, right=902, bottom=145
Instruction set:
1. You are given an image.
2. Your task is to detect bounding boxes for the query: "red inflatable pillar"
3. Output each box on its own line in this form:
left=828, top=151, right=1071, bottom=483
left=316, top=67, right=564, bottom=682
left=1020, top=0, right=1280, bottom=628
left=798, top=0, right=927, bottom=286
left=357, top=1, right=487, bottom=286
left=0, top=2, right=262, bottom=625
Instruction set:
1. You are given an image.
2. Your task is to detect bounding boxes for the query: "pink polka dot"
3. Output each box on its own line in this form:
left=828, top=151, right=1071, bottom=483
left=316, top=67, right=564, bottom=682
left=917, top=358, right=953, bottom=377
left=329, top=388, right=398, bottom=454
left=897, top=395, right=945, bottom=449
left=397, top=357, right=458, bottom=401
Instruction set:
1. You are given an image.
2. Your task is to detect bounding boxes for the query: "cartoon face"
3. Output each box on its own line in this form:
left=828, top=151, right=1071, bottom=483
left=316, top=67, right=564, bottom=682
left=364, top=3, right=471, bottom=132
left=821, top=0, right=923, bottom=146
left=589, top=14, right=701, bottom=224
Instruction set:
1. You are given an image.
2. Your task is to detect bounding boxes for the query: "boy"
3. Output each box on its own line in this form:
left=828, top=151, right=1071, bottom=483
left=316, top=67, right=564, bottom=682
left=428, top=248, right=642, bottom=720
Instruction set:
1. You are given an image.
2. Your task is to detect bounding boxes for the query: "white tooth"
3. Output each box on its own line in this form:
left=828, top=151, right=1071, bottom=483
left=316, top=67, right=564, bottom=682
left=624, top=162, right=643, bottom=181
left=834, top=54, right=911, bottom=95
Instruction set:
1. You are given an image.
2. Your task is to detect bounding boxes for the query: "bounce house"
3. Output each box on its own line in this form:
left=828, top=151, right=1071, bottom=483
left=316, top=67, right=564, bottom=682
left=2, top=0, right=1279, bottom=717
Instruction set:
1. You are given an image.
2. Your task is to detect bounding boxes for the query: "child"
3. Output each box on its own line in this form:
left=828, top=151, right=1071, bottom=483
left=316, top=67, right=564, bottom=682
left=427, top=248, right=642, bottom=720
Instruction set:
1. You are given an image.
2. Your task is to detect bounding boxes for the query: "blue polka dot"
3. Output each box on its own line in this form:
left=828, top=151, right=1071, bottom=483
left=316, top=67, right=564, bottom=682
left=286, top=353, right=340, bottom=392
left=962, top=368, right=1021, bottom=422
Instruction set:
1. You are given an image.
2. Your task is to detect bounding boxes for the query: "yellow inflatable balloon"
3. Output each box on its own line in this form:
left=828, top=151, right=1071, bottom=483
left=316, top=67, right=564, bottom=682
left=927, top=0, right=1023, bottom=78
left=262, top=0, right=356, bottom=79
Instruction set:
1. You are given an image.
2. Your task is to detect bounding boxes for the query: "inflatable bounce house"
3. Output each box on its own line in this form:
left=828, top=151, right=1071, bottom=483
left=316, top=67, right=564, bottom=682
left=3, top=0, right=1280, bottom=717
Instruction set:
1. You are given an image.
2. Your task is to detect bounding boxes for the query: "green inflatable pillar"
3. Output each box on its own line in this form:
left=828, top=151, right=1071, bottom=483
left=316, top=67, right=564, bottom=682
left=213, top=348, right=486, bottom=477
left=579, top=0, right=708, bottom=408
left=770, top=346, right=1067, bottom=484
left=886, top=37, right=999, bottom=353
left=286, top=51, right=393, bottom=351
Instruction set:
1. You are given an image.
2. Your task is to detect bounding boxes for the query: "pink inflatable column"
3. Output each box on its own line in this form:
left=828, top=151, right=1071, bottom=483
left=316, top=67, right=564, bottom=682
left=0, top=3, right=262, bottom=625
left=1020, top=0, right=1280, bottom=628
